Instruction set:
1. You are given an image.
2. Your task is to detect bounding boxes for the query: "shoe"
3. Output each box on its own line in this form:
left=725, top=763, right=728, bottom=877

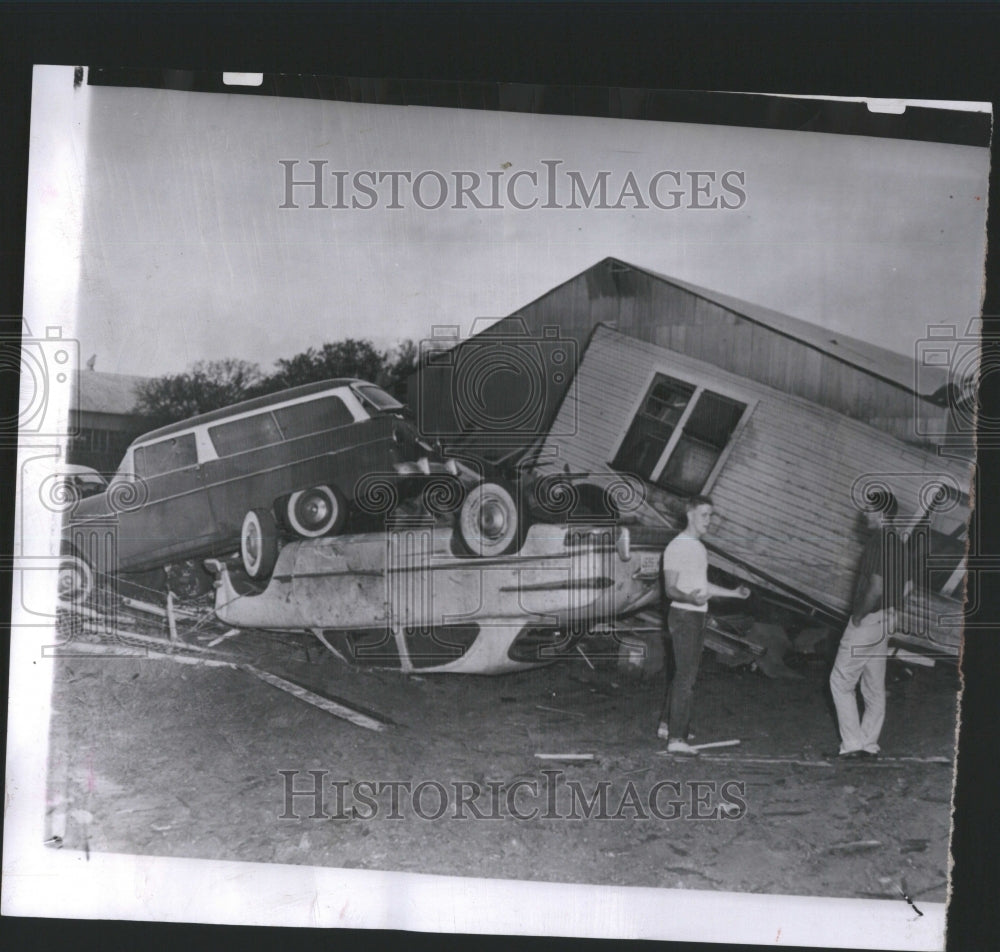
left=657, top=724, right=695, bottom=742
left=823, top=750, right=863, bottom=760
left=858, top=750, right=880, bottom=761
left=667, top=739, right=700, bottom=757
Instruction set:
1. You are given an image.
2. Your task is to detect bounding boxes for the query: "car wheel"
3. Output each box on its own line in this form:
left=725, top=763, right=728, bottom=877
left=456, top=481, right=523, bottom=557
left=57, top=553, right=93, bottom=606
left=286, top=485, right=346, bottom=538
left=241, top=508, right=279, bottom=580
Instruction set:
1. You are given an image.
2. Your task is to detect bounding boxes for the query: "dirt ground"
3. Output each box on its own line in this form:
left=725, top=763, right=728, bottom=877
left=46, top=622, right=957, bottom=905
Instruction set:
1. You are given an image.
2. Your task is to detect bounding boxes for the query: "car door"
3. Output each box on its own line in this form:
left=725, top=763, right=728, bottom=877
left=119, top=431, right=217, bottom=571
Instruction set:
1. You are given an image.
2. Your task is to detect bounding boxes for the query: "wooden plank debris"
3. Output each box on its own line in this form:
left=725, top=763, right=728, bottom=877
left=240, top=666, right=392, bottom=733
left=56, top=640, right=236, bottom=667
left=535, top=705, right=586, bottom=719
left=85, top=626, right=228, bottom=656
left=534, top=753, right=595, bottom=762
left=828, top=839, right=882, bottom=854
left=675, top=753, right=834, bottom=768
left=690, top=739, right=741, bottom=751
left=889, top=646, right=935, bottom=668
left=883, top=755, right=952, bottom=765
left=205, top=628, right=243, bottom=648
left=76, top=625, right=392, bottom=732
left=121, top=596, right=200, bottom=620
left=166, top=592, right=180, bottom=643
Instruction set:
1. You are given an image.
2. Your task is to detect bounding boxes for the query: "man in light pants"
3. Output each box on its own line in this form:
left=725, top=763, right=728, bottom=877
left=829, top=490, right=906, bottom=761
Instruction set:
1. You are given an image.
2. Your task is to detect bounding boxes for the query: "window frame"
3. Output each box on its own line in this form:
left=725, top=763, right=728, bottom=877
left=609, top=366, right=756, bottom=496
left=125, top=385, right=366, bottom=475
left=133, top=430, right=201, bottom=478
left=208, top=409, right=285, bottom=458
left=271, top=392, right=357, bottom=441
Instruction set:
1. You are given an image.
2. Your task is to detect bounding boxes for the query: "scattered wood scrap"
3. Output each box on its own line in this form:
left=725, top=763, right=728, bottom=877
left=121, top=596, right=201, bottom=620
left=166, top=592, right=180, bottom=643
left=688, top=754, right=834, bottom=768
left=205, top=628, right=243, bottom=647
left=534, top=753, right=595, bottom=762
left=690, top=739, right=741, bottom=751
left=535, top=705, right=586, bottom=719
left=67, top=620, right=391, bottom=733
left=48, top=640, right=234, bottom=667
left=102, top=627, right=229, bottom=656
left=242, top=666, right=392, bottom=733
left=828, top=839, right=882, bottom=854
left=891, top=755, right=951, bottom=764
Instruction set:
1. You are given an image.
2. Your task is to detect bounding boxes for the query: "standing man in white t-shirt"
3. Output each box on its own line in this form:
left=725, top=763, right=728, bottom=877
left=659, top=495, right=750, bottom=756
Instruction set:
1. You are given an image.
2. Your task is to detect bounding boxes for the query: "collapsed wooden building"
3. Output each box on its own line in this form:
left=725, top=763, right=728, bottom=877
left=412, top=258, right=973, bottom=656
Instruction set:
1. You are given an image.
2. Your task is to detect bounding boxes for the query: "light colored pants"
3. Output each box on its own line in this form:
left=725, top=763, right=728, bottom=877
left=829, top=611, right=889, bottom=754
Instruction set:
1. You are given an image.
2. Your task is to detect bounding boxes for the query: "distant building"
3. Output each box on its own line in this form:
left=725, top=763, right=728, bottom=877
left=69, top=369, right=149, bottom=475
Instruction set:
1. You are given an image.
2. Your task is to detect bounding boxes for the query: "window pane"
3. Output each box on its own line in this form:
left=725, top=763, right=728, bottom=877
left=209, top=412, right=282, bottom=457
left=645, top=378, right=694, bottom=424
left=657, top=435, right=721, bottom=495
left=656, top=390, right=746, bottom=495
left=75, top=475, right=107, bottom=498
left=613, top=424, right=670, bottom=479
left=684, top=391, right=746, bottom=449
left=611, top=375, right=694, bottom=479
left=135, top=433, right=198, bottom=477
left=274, top=395, right=354, bottom=439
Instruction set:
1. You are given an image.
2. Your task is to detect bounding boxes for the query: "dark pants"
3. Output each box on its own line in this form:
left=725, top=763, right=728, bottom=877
left=662, top=607, right=708, bottom=739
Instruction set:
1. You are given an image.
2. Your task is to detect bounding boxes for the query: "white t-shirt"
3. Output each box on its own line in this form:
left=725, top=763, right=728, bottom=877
left=662, top=532, right=708, bottom=613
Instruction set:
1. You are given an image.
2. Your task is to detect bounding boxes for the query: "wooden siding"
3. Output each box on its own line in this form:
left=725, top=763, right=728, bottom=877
left=539, top=325, right=971, bottom=620
left=409, top=259, right=950, bottom=451
left=601, top=264, right=946, bottom=437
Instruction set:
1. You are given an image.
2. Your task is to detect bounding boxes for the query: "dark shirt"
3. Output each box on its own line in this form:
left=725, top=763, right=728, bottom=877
left=851, top=529, right=908, bottom=617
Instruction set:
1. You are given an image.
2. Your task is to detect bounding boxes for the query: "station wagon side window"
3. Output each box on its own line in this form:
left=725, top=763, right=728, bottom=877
left=208, top=412, right=283, bottom=457
left=612, top=373, right=749, bottom=496
left=273, top=394, right=354, bottom=439
left=74, top=474, right=108, bottom=499
left=133, top=432, right=198, bottom=477
left=353, top=383, right=404, bottom=414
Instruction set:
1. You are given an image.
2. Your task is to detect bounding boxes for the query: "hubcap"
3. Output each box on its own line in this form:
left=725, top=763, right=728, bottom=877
left=300, top=494, right=331, bottom=527
left=58, top=566, right=79, bottom=597
left=246, top=523, right=259, bottom=562
left=57, top=557, right=89, bottom=602
left=479, top=499, right=508, bottom=539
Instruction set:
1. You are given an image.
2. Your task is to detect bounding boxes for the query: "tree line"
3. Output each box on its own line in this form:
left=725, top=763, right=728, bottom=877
left=132, top=338, right=419, bottom=429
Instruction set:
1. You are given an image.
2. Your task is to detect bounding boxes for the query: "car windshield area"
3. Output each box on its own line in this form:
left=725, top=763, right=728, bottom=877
left=352, top=383, right=406, bottom=415
left=74, top=474, right=108, bottom=498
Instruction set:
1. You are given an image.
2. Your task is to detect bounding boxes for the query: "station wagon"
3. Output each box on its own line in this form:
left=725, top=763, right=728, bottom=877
left=60, top=378, right=468, bottom=598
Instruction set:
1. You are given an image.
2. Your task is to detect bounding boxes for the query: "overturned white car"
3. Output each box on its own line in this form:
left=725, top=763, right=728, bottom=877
left=208, top=520, right=668, bottom=675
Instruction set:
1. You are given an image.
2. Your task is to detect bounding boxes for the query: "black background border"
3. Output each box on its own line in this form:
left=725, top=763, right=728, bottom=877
left=2, top=5, right=998, bottom=952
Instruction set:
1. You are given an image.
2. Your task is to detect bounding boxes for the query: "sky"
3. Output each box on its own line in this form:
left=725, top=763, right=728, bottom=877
left=25, top=69, right=992, bottom=379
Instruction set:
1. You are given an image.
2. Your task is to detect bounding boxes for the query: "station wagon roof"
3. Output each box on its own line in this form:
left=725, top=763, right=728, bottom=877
left=132, top=378, right=368, bottom=445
